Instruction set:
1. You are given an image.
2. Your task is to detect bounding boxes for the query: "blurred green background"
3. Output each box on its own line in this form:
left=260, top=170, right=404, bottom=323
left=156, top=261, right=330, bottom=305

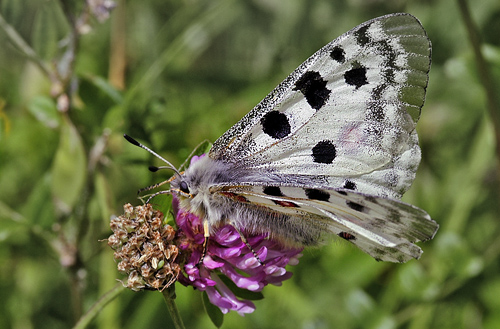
left=1, top=0, right=500, bottom=328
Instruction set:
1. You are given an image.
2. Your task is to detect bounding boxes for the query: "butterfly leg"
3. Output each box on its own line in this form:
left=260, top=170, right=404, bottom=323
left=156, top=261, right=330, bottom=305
left=230, top=222, right=264, bottom=266
left=144, top=190, right=173, bottom=204
left=197, top=220, right=211, bottom=266
left=138, top=175, right=177, bottom=194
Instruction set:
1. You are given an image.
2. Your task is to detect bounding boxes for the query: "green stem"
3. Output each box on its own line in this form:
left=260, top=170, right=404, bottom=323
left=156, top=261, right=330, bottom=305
left=0, top=12, right=52, bottom=77
left=72, top=283, right=125, bottom=329
left=456, top=0, right=500, bottom=173
left=162, top=285, right=186, bottom=329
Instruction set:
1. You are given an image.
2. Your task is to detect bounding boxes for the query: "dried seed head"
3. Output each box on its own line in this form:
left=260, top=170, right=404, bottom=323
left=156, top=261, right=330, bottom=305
left=108, top=203, right=181, bottom=291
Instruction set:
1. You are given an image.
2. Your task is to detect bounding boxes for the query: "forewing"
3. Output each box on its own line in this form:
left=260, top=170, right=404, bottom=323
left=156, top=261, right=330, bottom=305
left=209, top=13, right=431, bottom=198
left=212, top=184, right=438, bottom=263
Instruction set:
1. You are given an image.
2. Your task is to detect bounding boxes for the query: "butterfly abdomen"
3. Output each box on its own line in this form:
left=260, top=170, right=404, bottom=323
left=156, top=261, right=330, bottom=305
left=213, top=200, right=328, bottom=247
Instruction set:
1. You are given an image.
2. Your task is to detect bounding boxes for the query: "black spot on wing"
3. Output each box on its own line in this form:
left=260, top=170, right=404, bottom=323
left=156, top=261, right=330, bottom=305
left=263, top=186, right=299, bottom=208
left=305, top=188, right=330, bottom=202
left=346, top=201, right=364, bottom=213
left=355, top=24, right=371, bottom=45
left=338, top=232, right=356, bottom=240
left=338, top=180, right=356, bottom=196
left=312, top=140, right=336, bottom=164
left=260, top=111, right=291, bottom=139
left=263, top=186, right=284, bottom=196
left=341, top=182, right=364, bottom=212
left=344, top=65, right=368, bottom=89
left=343, top=180, right=356, bottom=190
left=330, top=46, right=345, bottom=63
left=293, top=71, right=331, bottom=110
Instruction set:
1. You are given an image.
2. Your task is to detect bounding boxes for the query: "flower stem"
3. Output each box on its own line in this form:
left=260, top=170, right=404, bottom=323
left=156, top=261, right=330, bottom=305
left=162, top=285, right=186, bottom=329
left=456, top=0, right=500, bottom=178
left=72, top=283, right=125, bottom=329
left=0, top=12, right=52, bottom=77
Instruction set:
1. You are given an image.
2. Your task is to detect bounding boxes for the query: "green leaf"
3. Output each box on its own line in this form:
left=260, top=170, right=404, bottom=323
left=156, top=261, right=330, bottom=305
left=51, top=116, right=86, bottom=213
left=202, top=291, right=224, bottom=328
left=102, top=104, right=127, bottom=131
left=31, top=2, right=64, bottom=59
left=0, top=200, right=29, bottom=244
left=152, top=193, right=177, bottom=227
left=164, top=206, right=176, bottom=227
left=28, top=95, right=60, bottom=128
left=179, top=140, right=212, bottom=171
left=84, top=75, right=123, bottom=104
left=345, top=289, right=375, bottom=320
left=24, top=173, right=55, bottom=229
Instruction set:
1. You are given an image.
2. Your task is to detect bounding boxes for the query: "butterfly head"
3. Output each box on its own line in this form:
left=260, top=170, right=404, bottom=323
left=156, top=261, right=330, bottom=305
left=179, top=180, right=190, bottom=194
left=170, top=174, right=193, bottom=199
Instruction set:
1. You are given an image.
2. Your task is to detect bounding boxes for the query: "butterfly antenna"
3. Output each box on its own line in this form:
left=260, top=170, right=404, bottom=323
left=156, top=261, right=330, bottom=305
left=123, top=134, right=181, bottom=177
left=149, top=165, right=171, bottom=172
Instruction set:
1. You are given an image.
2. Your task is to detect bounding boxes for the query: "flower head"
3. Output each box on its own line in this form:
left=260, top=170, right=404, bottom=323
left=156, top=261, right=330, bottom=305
left=174, top=207, right=302, bottom=315
left=108, top=204, right=181, bottom=291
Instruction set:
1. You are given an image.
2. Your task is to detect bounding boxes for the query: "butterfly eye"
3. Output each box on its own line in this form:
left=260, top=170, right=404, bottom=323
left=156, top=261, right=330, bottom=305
left=179, top=181, right=190, bottom=194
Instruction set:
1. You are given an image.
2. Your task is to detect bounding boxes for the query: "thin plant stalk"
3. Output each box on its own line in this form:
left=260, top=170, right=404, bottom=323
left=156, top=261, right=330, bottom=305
left=456, top=0, right=500, bottom=175
left=72, top=283, right=125, bottom=329
left=162, top=285, right=186, bottom=329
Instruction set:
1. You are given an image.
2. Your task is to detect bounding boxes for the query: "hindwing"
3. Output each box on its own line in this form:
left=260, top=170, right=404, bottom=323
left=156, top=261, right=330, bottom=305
left=212, top=184, right=438, bottom=262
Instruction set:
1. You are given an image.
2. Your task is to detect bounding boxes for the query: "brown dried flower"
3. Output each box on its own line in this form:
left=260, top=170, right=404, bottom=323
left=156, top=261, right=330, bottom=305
left=108, top=203, right=180, bottom=291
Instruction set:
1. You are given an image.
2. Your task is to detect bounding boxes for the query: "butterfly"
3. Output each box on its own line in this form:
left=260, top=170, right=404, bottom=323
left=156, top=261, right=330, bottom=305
left=126, top=13, right=438, bottom=263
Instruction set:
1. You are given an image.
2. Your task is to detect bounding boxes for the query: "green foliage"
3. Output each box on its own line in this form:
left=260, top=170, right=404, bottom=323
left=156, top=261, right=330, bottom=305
left=203, top=291, right=224, bottom=328
left=1, top=0, right=500, bottom=328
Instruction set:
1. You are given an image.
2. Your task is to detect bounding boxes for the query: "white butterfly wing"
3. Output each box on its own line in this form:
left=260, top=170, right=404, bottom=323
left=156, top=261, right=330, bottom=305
left=212, top=184, right=437, bottom=262
left=209, top=13, right=431, bottom=199
left=179, top=14, right=437, bottom=263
